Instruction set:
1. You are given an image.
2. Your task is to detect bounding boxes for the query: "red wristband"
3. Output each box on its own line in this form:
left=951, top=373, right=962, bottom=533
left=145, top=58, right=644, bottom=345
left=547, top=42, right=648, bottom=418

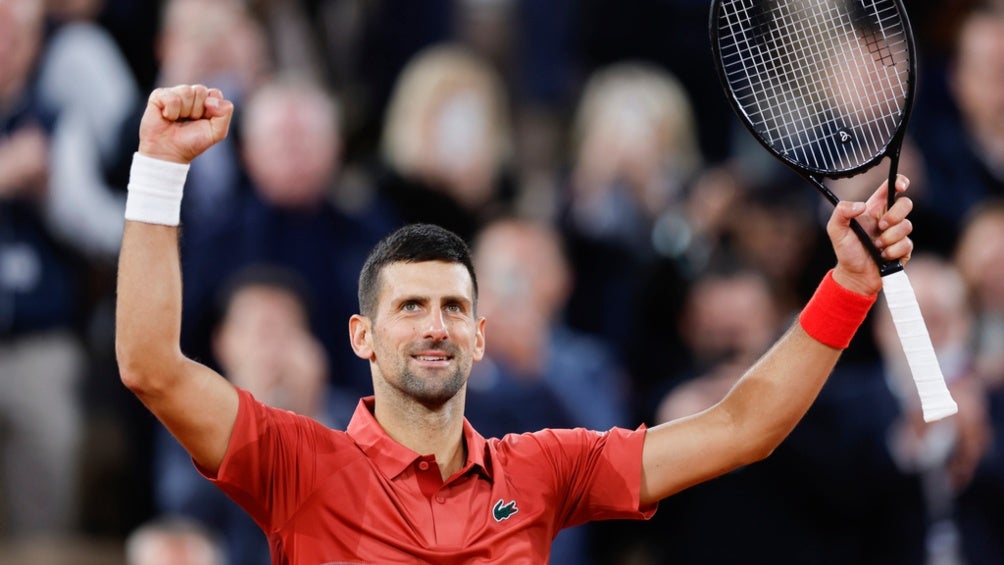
left=798, top=269, right=877, bottom=349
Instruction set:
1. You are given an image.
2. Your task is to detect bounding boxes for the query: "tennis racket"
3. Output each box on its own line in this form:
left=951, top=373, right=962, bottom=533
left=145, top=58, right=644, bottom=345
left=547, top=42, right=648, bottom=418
left=710, top=0, right=957, bottom=421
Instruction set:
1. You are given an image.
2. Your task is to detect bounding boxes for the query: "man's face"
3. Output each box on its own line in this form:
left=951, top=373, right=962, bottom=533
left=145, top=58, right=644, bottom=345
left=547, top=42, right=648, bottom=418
left=353, top=261, right=486, bottom=408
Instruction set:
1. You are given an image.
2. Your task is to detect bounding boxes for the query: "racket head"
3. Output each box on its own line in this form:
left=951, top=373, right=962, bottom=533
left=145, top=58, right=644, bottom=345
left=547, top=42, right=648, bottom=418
left=710, top=0, right=918, bottom=180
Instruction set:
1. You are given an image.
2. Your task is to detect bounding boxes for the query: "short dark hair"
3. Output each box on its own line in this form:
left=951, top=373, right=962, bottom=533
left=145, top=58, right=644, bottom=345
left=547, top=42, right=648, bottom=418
left=358, top=224, right=478, bottom=317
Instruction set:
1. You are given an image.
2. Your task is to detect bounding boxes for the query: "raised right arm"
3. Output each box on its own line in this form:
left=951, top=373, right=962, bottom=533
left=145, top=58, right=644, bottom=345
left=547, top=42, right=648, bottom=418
left=115, top=85, right=237, bottom=474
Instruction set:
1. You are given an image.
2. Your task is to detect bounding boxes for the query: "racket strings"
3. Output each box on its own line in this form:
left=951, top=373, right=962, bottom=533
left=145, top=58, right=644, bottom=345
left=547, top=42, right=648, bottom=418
left=718, top=0, right=910, bottom=172
left=758, top=1, right=901, bottom=158
left=737, top=0, right=905, bottom=166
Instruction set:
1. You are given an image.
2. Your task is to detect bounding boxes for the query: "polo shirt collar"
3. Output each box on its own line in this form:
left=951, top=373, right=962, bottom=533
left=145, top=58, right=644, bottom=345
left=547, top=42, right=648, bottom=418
left=346, top=396, right=492, bottom=481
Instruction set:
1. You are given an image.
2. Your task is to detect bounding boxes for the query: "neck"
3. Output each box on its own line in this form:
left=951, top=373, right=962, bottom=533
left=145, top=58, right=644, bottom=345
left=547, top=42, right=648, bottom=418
left=373, top=386, right=468, bottom=480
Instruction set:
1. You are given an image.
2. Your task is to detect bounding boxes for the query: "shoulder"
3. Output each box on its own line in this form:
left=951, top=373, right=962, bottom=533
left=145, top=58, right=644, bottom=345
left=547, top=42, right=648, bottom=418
left=491, top=426, right=645, bottom=462
left=235, top=388, right=352, bottom=449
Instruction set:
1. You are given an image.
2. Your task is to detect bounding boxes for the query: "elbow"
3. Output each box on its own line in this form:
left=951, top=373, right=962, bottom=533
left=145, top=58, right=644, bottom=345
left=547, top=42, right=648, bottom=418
left=115, top=337, right=180, bottom=396
left=743, top=436, right=782, bottom=464
left=730, top=430, right=786, bottom=467
left=724, top=407, right=796, bottom=466
left=115, top=342, right=151, bottom=394
left=117, top=359, right=151, bottom=395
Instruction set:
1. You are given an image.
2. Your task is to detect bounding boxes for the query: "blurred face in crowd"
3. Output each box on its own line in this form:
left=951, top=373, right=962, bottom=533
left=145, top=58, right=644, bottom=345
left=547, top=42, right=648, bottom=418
left=571, top=64, right=701, bottom=221
left=952, top=12, right=1004, bottom=147
left=0, top=0, right=44, bottom=105
left=241, top=83, right=342, bottom=208
left=680, top=272, right=780, bottom=367
left=423, top=86, right=496, bottom=209
left=473, top=220, right=570, bottom=375
left=381, top=46, right=511, bottom=211
left=127, top=523, right=222, bottom=565
left=955, top=207, right=1004, bottom=312
left=732, top=202, right=816, bottom=290
left=215, top=284, right=327, bottom=417
left=158, top=0, right=267, bottom=90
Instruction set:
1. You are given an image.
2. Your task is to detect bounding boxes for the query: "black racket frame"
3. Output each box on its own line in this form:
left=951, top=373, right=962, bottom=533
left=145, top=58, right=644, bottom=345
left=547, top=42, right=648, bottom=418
left=710, top=0, right=918, bottom=276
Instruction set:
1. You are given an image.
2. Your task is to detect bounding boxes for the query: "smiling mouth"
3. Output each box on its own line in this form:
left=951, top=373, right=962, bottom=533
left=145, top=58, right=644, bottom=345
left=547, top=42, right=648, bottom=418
left=413, top=354, right=452, bottom=362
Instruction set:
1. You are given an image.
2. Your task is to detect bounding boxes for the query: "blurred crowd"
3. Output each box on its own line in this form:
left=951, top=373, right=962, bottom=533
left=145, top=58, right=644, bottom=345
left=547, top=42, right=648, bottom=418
left=0, top=0, right=1002, bottom=563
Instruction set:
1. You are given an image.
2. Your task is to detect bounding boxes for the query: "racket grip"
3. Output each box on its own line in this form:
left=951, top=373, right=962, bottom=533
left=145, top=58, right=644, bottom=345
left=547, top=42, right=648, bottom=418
left=882, top=270, right=958, bottom=422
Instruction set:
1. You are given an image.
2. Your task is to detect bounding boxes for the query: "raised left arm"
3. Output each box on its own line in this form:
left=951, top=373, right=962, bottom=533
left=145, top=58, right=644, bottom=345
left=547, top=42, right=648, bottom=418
left=639, top=176, right=914, bottom=505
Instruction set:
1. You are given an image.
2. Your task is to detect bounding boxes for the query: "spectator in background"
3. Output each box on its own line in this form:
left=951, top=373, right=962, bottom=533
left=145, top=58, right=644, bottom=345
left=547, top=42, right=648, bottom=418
left=0, top=0, right=86, bottom=537
left=37, top=0, right=140, bottom=260
left=244, top=0, right=328, bottom=84
left=374, top=44, right=516, bottom=241
left=126, top=516, right=225, bottom=565
left=561, top=62, right=701, bottom=372
left=467, top=218, right=630, bottom=436
left=179, top=76, right=385, bottom=397
left=723, top=179, right=829, bottom=319
left=149, top=0, right=270, bottom=225
left=565, top=62, right=702, bottom=257
left=954, top=200, right=1004, bottom=386
left=916, top=4, right=1004, bottom=232
left=211, top=266, right=334, bottom=422
left=953, top=200, right=1004, bottom=564
left=156, top=265, right=352, bottom=565
left=26, top=0, right=149, bottom=540
left=654, top=266, right=784, bottom=422
left=466, top=217, right=631, bottom=564
left=156, top=0, right=268, bottom=109
left=873, top=255, right=991, bottom=564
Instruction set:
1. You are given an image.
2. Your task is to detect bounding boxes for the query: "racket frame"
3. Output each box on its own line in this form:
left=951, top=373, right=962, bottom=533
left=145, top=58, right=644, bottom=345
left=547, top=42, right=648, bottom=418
left=709, top=0, right=918, bottom=277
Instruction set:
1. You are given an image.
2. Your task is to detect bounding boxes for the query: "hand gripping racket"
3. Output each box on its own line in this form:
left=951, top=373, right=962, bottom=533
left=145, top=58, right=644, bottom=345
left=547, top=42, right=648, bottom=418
left=710, top=0, right=957, bottom=421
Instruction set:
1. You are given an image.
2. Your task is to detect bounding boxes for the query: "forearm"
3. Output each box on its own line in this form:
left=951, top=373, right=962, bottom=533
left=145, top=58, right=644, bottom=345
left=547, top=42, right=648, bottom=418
left=718, top=323, right=842, bottom=461
left=641, top=271, right=876, bottom=504
left=115, top=221, right=186, bottom=391
left=640, top=324, right=841, bottom=500
left=713, top=266, right=880, bottom=460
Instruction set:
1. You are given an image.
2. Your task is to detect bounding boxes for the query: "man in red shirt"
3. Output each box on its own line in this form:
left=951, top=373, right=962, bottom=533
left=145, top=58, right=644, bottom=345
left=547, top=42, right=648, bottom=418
left=116, top=85, right=916, bottom=563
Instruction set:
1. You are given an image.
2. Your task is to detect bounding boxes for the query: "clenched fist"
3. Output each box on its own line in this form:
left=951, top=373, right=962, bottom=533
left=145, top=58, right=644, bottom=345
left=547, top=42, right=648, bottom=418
left=138, top=85, right=234, bottom=164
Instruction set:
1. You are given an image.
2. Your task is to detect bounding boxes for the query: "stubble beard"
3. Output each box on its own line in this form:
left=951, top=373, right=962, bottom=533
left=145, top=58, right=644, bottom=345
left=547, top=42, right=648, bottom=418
left=397, top=363, right=467, bottom=408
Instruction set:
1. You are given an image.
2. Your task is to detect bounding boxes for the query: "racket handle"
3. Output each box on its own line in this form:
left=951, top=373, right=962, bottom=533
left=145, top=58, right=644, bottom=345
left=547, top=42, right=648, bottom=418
left=882, top=270, right=958, bottom=422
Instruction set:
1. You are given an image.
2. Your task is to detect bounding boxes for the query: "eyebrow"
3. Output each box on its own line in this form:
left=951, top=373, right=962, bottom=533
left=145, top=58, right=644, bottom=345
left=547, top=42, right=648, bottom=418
left=395, top=294, right=473, bottom=309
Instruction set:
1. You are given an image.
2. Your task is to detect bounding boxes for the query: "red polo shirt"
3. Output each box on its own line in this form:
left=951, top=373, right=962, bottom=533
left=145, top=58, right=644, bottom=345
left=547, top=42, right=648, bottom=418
left=204, top=388, right=656, bottom=564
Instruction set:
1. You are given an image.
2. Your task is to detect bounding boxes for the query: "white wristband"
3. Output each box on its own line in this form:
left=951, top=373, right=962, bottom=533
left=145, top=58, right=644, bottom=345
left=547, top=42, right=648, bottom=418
left=124, top=152, right=190, bottom=226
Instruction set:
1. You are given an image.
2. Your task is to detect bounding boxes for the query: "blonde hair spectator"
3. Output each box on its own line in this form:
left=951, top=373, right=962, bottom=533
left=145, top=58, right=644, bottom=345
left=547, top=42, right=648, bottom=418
left=380, top=44, right=512, bottom=210
left=571, top=62, right=703, bottom=218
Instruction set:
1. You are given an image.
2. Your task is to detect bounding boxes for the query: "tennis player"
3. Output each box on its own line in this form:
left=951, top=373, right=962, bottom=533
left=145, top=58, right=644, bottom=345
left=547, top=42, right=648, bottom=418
left=116, top=85, right=915, bottom=563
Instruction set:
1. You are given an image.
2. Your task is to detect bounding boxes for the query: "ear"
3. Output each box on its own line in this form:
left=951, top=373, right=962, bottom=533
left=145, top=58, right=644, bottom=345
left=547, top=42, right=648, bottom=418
left=472, top=316, right=487, bottom=362
left=349, top=314, right=375, bottom=360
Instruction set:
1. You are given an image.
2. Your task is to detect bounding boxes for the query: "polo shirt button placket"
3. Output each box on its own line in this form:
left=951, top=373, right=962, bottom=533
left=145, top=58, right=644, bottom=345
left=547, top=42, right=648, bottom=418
left=435, top=495, right=446, bottom=504
left=418, top=461, right=430, bottom=471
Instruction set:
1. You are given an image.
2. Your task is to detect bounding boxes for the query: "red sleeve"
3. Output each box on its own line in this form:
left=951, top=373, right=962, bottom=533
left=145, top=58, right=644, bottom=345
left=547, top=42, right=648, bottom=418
left=196, top=388, right=336, bottom=532
left=527, top=426, right=658, bottom=528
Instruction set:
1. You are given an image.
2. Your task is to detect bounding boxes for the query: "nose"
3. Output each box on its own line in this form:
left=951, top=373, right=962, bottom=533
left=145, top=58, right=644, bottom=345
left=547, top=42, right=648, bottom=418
left=423, top=309, right=449, bottom=341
